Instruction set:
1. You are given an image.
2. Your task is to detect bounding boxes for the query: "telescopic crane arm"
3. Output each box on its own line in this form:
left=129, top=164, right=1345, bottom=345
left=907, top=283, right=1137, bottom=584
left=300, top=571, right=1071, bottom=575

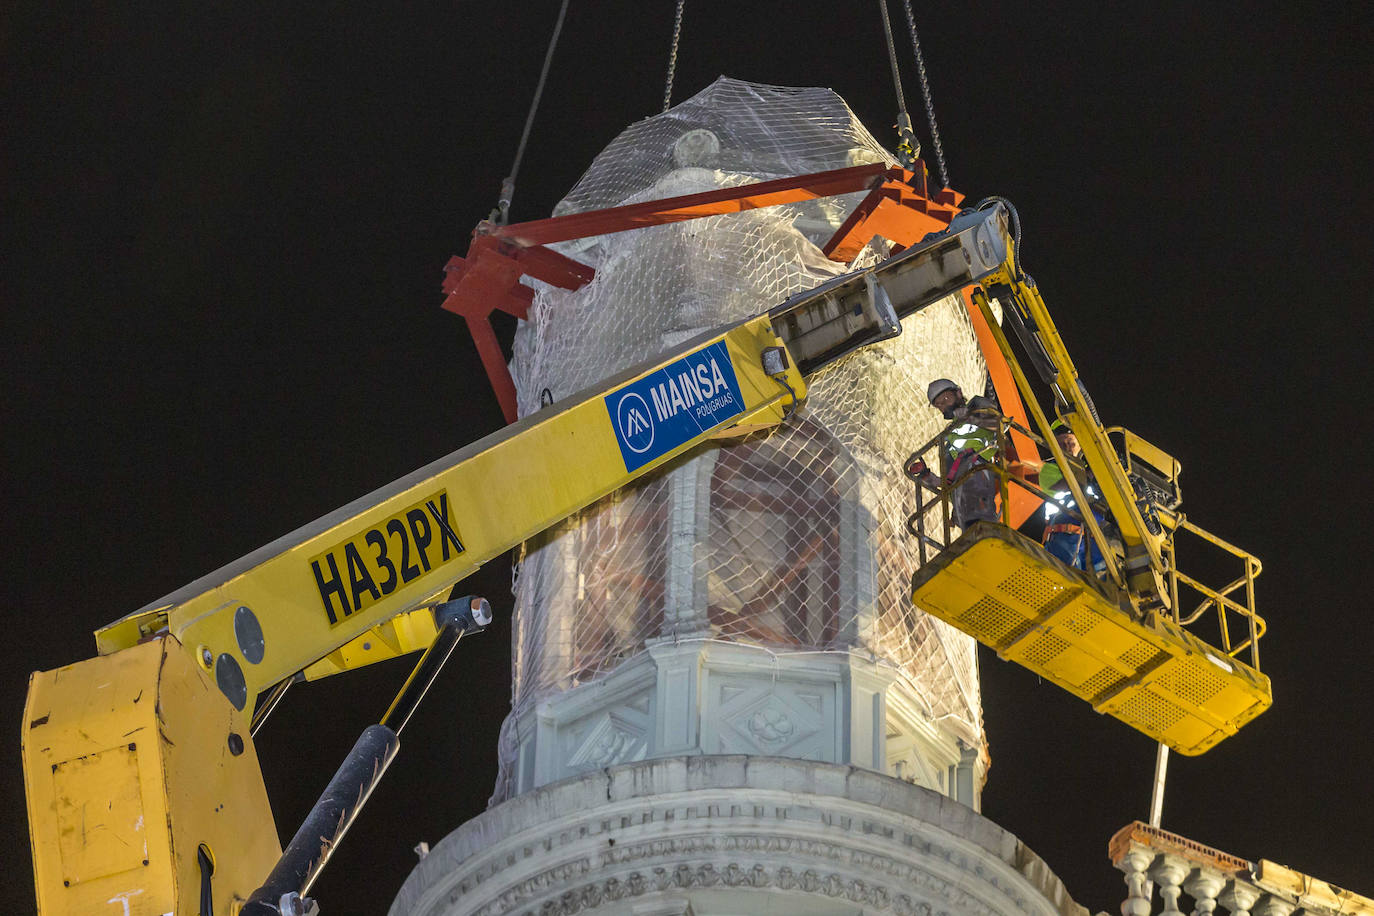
left=23, top=215, right=997, bottom=916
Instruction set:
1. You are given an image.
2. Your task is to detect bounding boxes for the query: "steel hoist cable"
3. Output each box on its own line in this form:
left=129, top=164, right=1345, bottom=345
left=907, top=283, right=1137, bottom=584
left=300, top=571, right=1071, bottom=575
left=899, top=0, right=949, bottom=188
left=662, top=0, right=686, bottom=112
left=877, top=0, right=919, bottom=166
left=491, top=0, right=571, bottom=224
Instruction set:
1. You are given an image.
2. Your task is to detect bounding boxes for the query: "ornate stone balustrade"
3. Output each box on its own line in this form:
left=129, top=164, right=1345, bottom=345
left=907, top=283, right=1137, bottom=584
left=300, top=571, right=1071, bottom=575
left=1109, top=822, right=1371, bottom=916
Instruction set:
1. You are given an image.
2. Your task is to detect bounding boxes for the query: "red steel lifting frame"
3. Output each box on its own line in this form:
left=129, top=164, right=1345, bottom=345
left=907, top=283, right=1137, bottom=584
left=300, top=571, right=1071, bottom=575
left=440, top=161, right=1039, bottom=524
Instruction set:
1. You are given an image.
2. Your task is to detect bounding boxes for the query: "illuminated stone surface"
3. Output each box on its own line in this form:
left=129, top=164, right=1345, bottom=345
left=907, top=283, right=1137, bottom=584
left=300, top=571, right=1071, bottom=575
left=390, top=756, right=1085, bottom=916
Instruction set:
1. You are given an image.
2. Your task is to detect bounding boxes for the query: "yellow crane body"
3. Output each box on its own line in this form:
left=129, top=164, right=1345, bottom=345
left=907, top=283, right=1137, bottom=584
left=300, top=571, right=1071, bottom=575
left=912, top=523, right=1270, bottom=755
left=23, top=638, right=280, bottom=916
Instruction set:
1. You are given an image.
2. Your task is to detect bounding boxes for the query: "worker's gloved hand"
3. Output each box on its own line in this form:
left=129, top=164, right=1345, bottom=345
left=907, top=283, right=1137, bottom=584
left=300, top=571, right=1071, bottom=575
left=904, top=456, right=928, bottom=480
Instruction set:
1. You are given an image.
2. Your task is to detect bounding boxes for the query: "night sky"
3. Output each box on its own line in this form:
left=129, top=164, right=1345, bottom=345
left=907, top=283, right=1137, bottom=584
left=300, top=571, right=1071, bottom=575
left=4, top=3, right=1371, bottom=912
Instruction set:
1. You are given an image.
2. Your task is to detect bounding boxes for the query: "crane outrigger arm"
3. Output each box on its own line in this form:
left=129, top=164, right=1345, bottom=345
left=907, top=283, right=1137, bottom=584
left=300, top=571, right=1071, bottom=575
left=24, top=214, right=1002, bottom=916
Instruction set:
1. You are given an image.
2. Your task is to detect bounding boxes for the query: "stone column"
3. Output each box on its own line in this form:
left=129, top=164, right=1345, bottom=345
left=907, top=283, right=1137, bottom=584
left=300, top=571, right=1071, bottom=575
left=1184, top=869, right=1226, bottom=916
left=1218, top=880, right=1261, bottom=916
left=662, top=454, right=716, bottom=638
left=1119, top=848, right=1154, bottom=916
left=648, top=641, right=705, bottom=755
left=1149, top=855, right=1190, bottom=916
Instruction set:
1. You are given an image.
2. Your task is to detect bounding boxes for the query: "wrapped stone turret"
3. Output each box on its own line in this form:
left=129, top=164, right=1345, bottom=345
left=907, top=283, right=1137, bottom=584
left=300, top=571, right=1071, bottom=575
left=494, top=78, right=989, bottom=804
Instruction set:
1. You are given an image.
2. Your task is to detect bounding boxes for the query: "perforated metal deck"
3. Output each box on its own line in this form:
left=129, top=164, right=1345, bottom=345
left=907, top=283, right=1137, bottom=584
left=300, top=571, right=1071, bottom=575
left=911, top=522, right=1271, bottom=755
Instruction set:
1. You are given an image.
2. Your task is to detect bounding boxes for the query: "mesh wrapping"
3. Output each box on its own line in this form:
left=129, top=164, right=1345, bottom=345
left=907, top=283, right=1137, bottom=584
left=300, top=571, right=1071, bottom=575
left=495, top=79, right=986, bottom=798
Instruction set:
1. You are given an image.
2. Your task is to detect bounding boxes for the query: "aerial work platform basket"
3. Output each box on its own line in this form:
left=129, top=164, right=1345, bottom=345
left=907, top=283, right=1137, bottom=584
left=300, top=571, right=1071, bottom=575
left=907, top=417, right=1270, bottom=755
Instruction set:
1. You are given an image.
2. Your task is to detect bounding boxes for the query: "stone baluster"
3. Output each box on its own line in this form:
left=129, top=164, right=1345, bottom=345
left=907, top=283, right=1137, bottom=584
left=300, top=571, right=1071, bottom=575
left=1119, top=848, right=1155, bottom=916
left=1218, top=880, right=1261, bottom=916
left=1250, top=896, right=1296, bottom=916
left=1184, top=869, right=1226, bottom=916
left=1149, top=855, right=1191, bottom=916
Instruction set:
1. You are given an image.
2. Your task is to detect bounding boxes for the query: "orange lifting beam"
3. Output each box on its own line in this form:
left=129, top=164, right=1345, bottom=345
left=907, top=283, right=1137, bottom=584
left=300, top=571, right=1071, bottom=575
left=441, top=160, right=1038, bottom=514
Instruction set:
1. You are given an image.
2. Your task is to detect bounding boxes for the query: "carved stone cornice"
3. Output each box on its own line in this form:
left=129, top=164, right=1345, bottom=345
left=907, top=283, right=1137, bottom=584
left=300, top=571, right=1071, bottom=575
left=392, top=756, right=1086, bottom=916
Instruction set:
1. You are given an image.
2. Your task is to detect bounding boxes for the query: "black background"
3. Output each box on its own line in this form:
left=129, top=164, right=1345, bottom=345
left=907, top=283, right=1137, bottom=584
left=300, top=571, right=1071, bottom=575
left=4, top=2, right=1372, bottom=912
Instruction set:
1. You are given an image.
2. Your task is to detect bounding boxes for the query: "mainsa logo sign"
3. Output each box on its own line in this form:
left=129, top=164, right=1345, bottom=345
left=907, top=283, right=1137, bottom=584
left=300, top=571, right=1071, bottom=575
left=616, top=392, right=655, bottom=454
left=606, top=339, right=746, bottom=472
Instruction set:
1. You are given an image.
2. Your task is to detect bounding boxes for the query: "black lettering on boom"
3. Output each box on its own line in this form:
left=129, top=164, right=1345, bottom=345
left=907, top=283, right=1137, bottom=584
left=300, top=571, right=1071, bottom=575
left=366, top=529, right=397, bottom=594
left=406, top=508, right=433, bottom=572
left=428, top=494, right=464, bottom=559
left=388, top=518, right=419, bottom=582
left=345, top=542, right=381, bottom=609
left=309, top=489, right=466, bottom=627
left=312, top=554, right=349, bottom=624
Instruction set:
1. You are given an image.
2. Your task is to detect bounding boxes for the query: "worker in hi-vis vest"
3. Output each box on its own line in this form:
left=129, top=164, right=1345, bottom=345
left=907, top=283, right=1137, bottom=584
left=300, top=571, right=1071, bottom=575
left=907, top=378, right=1001, bottom=529
left=1038, top=420, right=1109, bottom=574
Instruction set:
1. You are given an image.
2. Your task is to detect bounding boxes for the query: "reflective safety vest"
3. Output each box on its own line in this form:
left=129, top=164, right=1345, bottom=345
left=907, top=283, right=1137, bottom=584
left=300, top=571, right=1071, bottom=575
left=942, top=409, right=1000, bottom=465
left=1039, top=459, right=1068, bottom=493
left=1041, top=459, right=1099, bottom=520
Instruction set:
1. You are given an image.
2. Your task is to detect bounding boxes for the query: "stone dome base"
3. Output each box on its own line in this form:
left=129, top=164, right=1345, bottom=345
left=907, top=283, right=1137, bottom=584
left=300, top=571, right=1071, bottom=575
left=390, top=757, right=1085, bottom=916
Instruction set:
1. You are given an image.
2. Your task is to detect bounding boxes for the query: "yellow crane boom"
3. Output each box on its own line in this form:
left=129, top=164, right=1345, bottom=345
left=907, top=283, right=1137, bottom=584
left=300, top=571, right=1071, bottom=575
left=23, top=212, right=1002, bottom=916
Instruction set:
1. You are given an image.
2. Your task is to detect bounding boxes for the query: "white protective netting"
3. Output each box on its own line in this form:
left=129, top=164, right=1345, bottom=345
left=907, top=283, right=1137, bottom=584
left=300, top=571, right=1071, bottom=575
left=495, top=78, right=987, bottom=798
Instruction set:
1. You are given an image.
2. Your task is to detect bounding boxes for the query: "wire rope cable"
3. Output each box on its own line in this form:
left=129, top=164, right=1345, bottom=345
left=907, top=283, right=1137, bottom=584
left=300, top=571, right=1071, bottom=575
left=900, top=0, right=949, bottom=188
left=877, top=0, right=919, bottom=165
left=662, top=0, right=686, bottom=112
left=877, top=0, right=908, bottom=117
left=491, top=0, right=571, bottom=224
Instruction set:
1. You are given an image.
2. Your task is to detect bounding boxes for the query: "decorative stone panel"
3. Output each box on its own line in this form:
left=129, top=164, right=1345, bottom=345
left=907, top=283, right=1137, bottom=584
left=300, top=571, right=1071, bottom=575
left=706, top=674, right=830, bottom=758
left=502, top=640, right=976, bottom=809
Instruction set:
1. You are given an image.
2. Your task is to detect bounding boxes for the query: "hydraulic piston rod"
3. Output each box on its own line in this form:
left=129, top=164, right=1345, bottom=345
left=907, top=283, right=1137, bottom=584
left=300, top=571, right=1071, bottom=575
left=242, top=597, right=491, bottom=915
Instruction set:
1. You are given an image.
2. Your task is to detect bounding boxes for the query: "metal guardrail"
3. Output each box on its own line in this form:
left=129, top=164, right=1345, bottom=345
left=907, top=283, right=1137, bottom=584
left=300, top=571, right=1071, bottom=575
left=1165, top=519, right=1266, bottom=667
left=904, top=413, right=1266, bottom=671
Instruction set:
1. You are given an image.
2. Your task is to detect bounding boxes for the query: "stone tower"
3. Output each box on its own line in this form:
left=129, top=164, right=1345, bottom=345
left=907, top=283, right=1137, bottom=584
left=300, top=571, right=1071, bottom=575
left=390, top=79, right=1085, bottom=916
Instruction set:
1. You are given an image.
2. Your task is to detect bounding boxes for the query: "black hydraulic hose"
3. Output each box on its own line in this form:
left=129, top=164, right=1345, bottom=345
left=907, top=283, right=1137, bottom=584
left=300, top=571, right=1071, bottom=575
left=198, top=845, right=215, bottom=916
left=249, top=676, right=294, bottom=738
left=975, top=195, right=1022, bottom=277
left=380, top=617, right=467, bottom=736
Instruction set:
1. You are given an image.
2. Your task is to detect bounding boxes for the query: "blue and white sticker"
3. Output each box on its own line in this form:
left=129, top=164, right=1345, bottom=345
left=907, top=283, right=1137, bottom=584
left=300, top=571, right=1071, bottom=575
left=606, top=339, right=746, bottom=472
